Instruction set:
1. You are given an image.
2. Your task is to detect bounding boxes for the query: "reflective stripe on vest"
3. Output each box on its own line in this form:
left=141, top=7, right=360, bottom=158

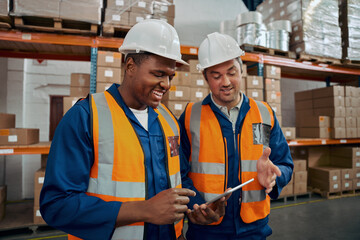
left=185, top=98, right=274, bottom=224
left=69, top=92, right=183, bottom=240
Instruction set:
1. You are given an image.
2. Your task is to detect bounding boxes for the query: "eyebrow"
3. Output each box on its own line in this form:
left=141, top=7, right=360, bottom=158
left=210, top=65, right=237, bottom=75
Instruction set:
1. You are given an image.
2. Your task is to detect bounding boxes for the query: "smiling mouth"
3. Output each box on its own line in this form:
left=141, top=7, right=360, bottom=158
left=152, top=90, right=164, bottom=100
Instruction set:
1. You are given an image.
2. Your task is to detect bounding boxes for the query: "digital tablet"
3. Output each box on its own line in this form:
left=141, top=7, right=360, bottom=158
left=205, top=178, right=255, bottom=205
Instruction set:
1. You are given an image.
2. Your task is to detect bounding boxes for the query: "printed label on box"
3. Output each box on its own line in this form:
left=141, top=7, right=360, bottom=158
left=286, top=131, right=291, bottom=137
left=197, top=80, right=204, bottom=86
left=356, top=173, right=360, bottom=178
left=36, top=210, right=42, bottom=217
left=106, top=56, right=115, bottom=63
left=345, top=173, right=350, bottom=179
left=116, top=0, right=124, bottom=6
left=356, top=151, right=360, bottom=156
left=334, top=183, right=338, bottom=189
left=333, top=176, right=337, bottom=181
left=196, top=92, right=203, bottom=98
left=175, top=91, right=183, bottom=97
left=271, top=93, right=276, bottom=99
left=161, top=6, right=168, bottom=11
left=8, top=135, right=17, bottom=142
left=112, top=15, right=121, bottom=21
left=357, top=162, right=360, bottom=167
left=136, top=17, right=144, bottom=22
left=38, top=177, right=44, bottom=184
left=253, top=80, right=259, bottom=85
left=345, top=182, right=349, bottom=187
left=175, top=104, right=182, bottom=110
left=138, top=1, right=146, bottom=7
left=357, top=182, right=360, bottom=187
left=190, top=48, right=197, bottom=54
left=105, top=70, right=113, bottom=77
left=252, top=92, right=259, bottom=97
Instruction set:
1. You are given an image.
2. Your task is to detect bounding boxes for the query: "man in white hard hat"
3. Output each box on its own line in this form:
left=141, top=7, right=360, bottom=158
left=40, top=20, right=226, bottom=240
left=179, top=32, right=293, bottom=239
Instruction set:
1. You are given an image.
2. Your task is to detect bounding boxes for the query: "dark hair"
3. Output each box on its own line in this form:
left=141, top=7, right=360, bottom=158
left=203, top=57, right=243, bottom=81
left=125, top=52, right=154, bottom=66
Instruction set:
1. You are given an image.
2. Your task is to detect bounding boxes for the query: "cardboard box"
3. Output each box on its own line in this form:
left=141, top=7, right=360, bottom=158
left=313, top=107, right=345, bottom=117
left=312, top=86, right=344, bottom=99
left=282, top=127, right=296, bottom=140
left=330, top=147, right=360, bottom=160
left=308, top=147, right=330, bottom=168
left=293, top=159, right=307, bottom=172
left=346, top=128, right=357, bottom=138
left=345, top=86, right=357, bottom=97
left=294, top=171, right=307, bottom=183
left=246, top=89, right=263, bottom=101
left=295, top=99, right=313, bottom=111
left=309, top=166, right=341, bottom=192
left=341, top=169, right=354, bottom=181
left=330, top=156, right=358, bottom=169
left=96, top=82, right=113, bottom=93
left=355, top=169, right=360, bottom=179
left=264, top=65, right=281, bottom=79
left=246, top=76, right=263, bottom=89
left=265, top=91, right=281, bottom=104
left=331, top=117, right=345, bottom=128
left=70, top=73, right=90, bottom=87
left=353, top=179, right=360, bottom=190
left=130, top=0, right=153, bottom=14
left=34, top=206, right=46, bottom=225
left=96, top=67, right=121, bottom=83
left=294, top=182, right=307, bottom=194
left=270, top=103, right=281, bottom=116
left=190, top=73, right=207, bottom=88
left=34, top=168, right=45, bottom=207
left=242, top=64, right=247, bottom=77
left=291, top=147, right=309, bottom=160
left=331, top=127, right=346, bottom=139
left=60, top=1, right=102, bottom=24
left=296, top=115, right=330, bottom=128
left=172, top=71, right=191, bottom=87
left=342, top=180, right=353, bottom=191
left=70, top=86, right=90, bottom=97
left=0, top=128, right=39, bottom=146
left=103, top=10, right=130, bottom=26
left=295, top=89, right=312, bottom=101
left=0, top=113, right=15, bottom=129
left=264, top=78, right=280, bottom=91
left=153, top=3, right=175, bottom=18
left=188, top=60, right=200, bottom=73
left=163, top=100, right=188, bottom=118
left=345, top=97, right=359, bottom=108
left=297, top=127, right=330, bottom=139
left=277, top=115, right=282, bottom=126
left=279, top=183, right=293, bottom=197
left=97, top=51, right=122, bottom=68
left=107, top=0, right=132, bottom=9
left=63, top=97, right=81, bottom=115
left=313, top=96, right=344, bottom=108
left=190, top=88, right=209, bottom=102
left=129, top=12, right=152, bottom=26
left=163, top=86, right=191, bottom=102
left=345, top=107, right=357, bottom=117
left=346, top=117, right=357, bottom=128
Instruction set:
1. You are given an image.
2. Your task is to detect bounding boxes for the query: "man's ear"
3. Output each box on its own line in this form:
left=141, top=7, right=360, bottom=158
left=125, top=57, right=136, bottom=75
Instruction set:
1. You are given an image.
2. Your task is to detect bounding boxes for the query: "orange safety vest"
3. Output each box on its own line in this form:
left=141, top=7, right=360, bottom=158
left=184, top=97, right=274, bottom=224
left=69, top=91, right=183, bottom=240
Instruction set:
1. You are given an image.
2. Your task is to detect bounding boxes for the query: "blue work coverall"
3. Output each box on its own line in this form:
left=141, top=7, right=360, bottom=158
left=179, top=94, right=294, bottom=240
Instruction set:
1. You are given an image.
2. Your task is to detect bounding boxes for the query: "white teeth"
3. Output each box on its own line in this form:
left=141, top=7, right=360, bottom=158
left=153, top=91, right=163, bottom=97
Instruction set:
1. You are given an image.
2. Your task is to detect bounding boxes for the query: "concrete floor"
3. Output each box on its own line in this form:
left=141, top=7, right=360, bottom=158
left=0, top=193, right=359, bottom=240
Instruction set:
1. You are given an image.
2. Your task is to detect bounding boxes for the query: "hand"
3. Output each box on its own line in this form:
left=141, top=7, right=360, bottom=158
left=145, top=188, right=196, bottom=225
left=186, top=190, right=230, bottom=225
left=257, top=147, right=281, bottom=194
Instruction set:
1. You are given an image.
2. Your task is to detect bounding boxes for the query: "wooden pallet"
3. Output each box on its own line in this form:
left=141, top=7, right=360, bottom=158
left=341, top=59, right=360, bottom=68
left=0, top=15, right=11, bottom=29
left=273, top=191, right=312, bottom=204
left=310, top=187, right=356, bottom=199
left=102, top=24, right=131, bottom=38
left=298, top=53, right=341, bottom=65
left=14, top=16, right=98, bottom=35
left=240, top=44, right=296, bottom=59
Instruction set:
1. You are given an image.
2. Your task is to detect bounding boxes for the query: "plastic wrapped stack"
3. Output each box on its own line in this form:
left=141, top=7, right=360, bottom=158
left=219, top=20, right=236, bottom=39
left=257, top=0, right=342, bottom=59
left=339, top=0, right=360, bottom=61
left=0, top=0, right=9, bottom=16
left=235, top=11, right=268, bottom=48
left=267, top=20, right=291, bottom=51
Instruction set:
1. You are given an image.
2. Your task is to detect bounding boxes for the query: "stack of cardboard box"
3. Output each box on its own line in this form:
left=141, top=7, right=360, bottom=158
left=295, top=86, right=347, bottom=139
left=33, top=168, right=46, bottom=224
left=96, top=51, right=122, bottom=93
left=263, top=65, right=282, bottom=126
left=246, top=75, right=264, bottom=102
left=103, top=0, right=175, bottom=32
left=63, top=73, right=90, bottom=115
left=0, top=113, right=40, bottom=146
left=293, top=159, right=308, bottom=194
left=344, top=86, right=360, bottom=138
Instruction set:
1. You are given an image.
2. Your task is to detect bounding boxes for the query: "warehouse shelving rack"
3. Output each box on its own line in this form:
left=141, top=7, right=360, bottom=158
left=1, top=29, right=360, bottom=148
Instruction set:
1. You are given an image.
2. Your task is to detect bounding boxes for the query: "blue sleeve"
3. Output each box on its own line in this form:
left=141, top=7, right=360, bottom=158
left=267, top=110, right=294, bottom=200
left=40, top=100, right=121, bottom=240
left=178, top=111, right=206, bottom=208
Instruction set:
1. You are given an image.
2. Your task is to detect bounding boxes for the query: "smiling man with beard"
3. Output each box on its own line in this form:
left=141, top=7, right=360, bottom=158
left=40, top=20, right=226, bottom=240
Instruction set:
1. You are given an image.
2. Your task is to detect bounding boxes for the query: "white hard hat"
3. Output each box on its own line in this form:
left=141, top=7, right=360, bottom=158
left=119, top=19, right=188, bottom=65
left=197, top=32, right=244, bottom=71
